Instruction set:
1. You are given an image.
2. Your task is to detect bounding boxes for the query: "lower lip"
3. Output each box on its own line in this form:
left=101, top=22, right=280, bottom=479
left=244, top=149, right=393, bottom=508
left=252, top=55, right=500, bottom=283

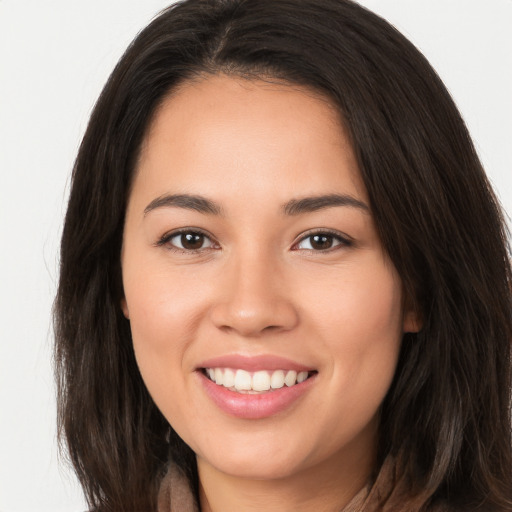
left=197, top=371, right=316, bottom=419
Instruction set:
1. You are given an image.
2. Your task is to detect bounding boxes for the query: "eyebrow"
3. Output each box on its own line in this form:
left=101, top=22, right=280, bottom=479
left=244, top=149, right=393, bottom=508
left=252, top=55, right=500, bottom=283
left=143, top=192, right=369, bottom=217
left=144, top=194, right=223, bottom=216
left=282, top=194, right=369, bottom=215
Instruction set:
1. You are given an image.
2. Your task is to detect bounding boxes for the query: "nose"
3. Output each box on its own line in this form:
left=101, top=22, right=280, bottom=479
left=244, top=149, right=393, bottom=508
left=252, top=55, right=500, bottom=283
left=210, top=253, right=299, bottom=337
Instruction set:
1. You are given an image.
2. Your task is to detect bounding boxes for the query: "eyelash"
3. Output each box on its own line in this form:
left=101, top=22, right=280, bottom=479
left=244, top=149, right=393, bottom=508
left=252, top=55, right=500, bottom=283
left=156, top=228, right=353, bottom=254
left=156, top=228, right=217, bottom=254
left=292, top=229, right=353, bottom=252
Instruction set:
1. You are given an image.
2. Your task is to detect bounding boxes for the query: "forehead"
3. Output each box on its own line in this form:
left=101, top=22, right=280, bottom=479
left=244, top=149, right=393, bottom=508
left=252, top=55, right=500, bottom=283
left=133, top=73, right=366, bottom=207
left=145, top=73, right=343, bottom=140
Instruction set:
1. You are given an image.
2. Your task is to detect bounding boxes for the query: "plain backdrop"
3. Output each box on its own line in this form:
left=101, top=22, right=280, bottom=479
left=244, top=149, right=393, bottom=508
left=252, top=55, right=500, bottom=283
left=0, top=1, right=511, bottom=511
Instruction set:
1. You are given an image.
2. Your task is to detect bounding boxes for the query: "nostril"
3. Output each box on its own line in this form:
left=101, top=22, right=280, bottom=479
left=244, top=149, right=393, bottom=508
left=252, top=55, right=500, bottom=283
left=262, top=325, right=282, bottom=332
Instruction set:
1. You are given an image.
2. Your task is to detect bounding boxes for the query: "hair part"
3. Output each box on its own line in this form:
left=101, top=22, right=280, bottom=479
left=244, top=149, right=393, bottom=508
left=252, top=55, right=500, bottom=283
left=55, top=1, right=512, bottom=510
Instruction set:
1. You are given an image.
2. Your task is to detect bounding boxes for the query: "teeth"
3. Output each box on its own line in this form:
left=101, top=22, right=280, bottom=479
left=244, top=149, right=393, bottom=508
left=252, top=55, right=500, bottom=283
left=284, top=370, right=297, bottom=387
left=252, top=371, right=271, bottom=391
left=223, top=368, right=235, bottom=388
left=270, top=370, right=285, bottom=389
left=204, top=367, right=311, bottom=393
left=234, top=369, right=252, bottom=390
left=297, top=371, right=308, bottom=383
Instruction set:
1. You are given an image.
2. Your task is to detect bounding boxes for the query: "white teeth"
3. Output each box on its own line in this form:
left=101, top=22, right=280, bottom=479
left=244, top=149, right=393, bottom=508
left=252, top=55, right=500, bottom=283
left=270, top=370, right=285, bottom=389
left=223, top=368, right=235, bottom=388
left=203, top=367, right=312, bottom=393
left=234, top=369, right=252, bottom=390
left=297, top=371, right=308, bottom=383
left=284, top=370, right=297, bottom=387
left=252, top=371, right=271, bottom=391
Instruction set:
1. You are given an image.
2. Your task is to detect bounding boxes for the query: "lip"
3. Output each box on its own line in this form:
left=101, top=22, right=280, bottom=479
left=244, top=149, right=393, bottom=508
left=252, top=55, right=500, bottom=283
left=196, top=355, right=317, bottom=419
left=197, top=354, right=315, bottom=373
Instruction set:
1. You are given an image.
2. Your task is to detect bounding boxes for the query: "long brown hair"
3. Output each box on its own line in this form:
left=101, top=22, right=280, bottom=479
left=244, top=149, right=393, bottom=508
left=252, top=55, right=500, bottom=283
left=54, top=1, right=512, bottom=510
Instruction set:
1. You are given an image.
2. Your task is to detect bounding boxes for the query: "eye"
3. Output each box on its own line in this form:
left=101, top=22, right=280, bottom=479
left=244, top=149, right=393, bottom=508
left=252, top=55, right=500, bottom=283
left=158, top=230, right=216, bottom=252
left=294, top=231, right=352, bottom=251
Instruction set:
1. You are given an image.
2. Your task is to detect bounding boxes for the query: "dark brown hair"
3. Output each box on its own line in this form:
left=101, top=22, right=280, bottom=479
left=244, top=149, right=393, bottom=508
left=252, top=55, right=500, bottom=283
left=54, top=1, right=512, bottom=510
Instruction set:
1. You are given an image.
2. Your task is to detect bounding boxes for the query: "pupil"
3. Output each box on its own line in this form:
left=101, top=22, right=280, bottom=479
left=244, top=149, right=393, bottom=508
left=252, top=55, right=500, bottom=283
left=311, top=234, right=333, bottom=250
left=182, top=233, right=204, bottom=249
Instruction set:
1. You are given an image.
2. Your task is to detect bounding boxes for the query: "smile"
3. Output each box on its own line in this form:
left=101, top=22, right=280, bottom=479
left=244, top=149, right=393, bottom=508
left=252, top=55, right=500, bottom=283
left=203, top=368, right=312, bottom=393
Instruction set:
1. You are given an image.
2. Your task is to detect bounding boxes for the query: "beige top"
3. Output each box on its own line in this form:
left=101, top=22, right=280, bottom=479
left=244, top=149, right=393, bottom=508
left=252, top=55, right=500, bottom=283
left=157, top=458, right=450, bottom=512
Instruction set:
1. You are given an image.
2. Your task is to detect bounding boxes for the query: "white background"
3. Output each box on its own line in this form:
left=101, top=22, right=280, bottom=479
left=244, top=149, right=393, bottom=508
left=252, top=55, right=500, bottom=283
left=0, top=1, right=510, bottom=511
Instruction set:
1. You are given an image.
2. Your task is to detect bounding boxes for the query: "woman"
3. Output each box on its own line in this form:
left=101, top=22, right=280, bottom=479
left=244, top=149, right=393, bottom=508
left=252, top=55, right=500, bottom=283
left=54, top=0, right=512, bottom=510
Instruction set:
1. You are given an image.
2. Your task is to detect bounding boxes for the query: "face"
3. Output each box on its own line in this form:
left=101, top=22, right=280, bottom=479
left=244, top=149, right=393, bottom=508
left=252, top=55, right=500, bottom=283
left=121, top=74, right=418, bottom=483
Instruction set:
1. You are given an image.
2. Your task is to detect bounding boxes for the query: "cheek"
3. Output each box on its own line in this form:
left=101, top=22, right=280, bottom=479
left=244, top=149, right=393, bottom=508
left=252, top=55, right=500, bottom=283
left=306, top=258, right=403, bottom=411
left=123, top=279, right=204, bottom=434
left=305, top=256, right=403, bottom=339
left=123, top=243, right=212, bottom=344
left=121, top=255, right=207, bottom=393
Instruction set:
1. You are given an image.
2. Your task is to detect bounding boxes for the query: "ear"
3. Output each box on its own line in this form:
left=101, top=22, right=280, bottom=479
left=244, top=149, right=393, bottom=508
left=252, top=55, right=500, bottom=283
left=121, top=297, right=130, bottom=319
left=403, top=307, right=422, bottom=333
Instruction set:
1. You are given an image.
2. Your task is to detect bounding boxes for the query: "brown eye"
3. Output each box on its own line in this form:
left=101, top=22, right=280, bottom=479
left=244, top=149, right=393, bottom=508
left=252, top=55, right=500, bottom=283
left=295, top=232, right=350, bottom=251
left=181, top=233, right=205, bottom=250
left=167, top=231, right=214, bottom=251
left=310, top=234, right=334, bottom=250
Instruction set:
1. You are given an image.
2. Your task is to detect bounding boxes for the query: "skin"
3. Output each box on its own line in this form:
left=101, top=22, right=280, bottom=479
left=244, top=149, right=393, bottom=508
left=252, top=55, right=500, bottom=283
left=121, top=74, right=419, bottom=512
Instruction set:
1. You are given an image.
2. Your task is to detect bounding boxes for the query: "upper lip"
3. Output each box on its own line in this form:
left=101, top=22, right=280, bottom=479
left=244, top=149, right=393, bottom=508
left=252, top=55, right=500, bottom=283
left=197, top=354, right=315, bottom=372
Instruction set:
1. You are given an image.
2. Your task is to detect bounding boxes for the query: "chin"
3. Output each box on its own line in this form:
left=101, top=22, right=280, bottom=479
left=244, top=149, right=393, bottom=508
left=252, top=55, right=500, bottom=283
left=193, top=430, right=322, bottom=481
left=208, top=454, right=303, bottom=481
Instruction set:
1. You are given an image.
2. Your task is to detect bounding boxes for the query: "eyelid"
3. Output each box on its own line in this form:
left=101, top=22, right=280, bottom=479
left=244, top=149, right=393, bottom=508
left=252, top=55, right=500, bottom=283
left=155, top=227, right=352, bottom=253
left=291, top=229, right=354, bottom=251
left=156, top=227, right=219, bottom=252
